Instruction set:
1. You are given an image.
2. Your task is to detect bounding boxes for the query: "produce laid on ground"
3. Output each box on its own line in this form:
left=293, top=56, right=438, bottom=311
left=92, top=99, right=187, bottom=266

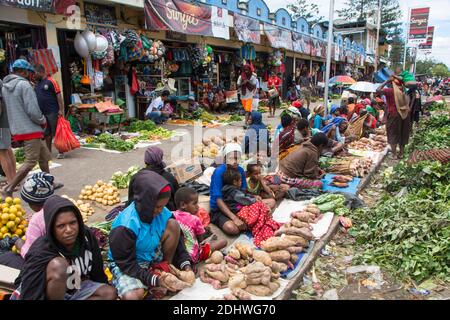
left=0, top=197, right=27, bottom=254
left=329, top=175, right=354, bottom=188
left=348, top=136, right=387, bottom=152
left=407, top=115, right=450, bottom=152
left=408, top=148, right=450, bottom=164
left=79, top=180, right=121, bottom=206
left=88, top=133, right=135, bottom=152
left=326, top=157, right=373, bottom=177
left=193, top=135, right=244, bottom=159
left=110, top=166, right=140, bottom=189
left=61, top=195, right=95, bottom=223
left=312, top=194, right=348, bottom=215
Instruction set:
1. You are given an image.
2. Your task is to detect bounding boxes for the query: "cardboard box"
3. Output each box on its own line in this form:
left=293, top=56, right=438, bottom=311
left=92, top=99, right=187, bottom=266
left=166, top=157, right=203, bottom=184
left=0, top=265, right=20, bottom=292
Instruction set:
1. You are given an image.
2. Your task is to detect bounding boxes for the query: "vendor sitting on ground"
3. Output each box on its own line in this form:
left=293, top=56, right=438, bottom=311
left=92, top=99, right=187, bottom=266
left=128, top=146, right=179, bottom=211
left=13, top=195, right=117, bottom=300
left=286, top=86, right=299, bottom=103
left=173, top=187, right=227, bottom=265
left=145, top=90, right=171, bottom=124
left=310, top=105, right=326, bottom=130
left=294, top=119, right=311, bottom=145
left=292, top=100, right=310, bottom=119
left=209, top=143, right=248, bottom=236
left=278, top=133, right=328, bottom=189
left=109, top=170, right=193, bottom=300
left=247, top=164, right=289, bottom=201
left=0, top=173, right=55, bottom=270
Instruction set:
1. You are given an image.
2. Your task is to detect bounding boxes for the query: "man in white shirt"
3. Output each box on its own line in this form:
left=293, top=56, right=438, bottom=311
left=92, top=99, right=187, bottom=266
left=145, top=90, right=170, bottom=124
left=237, top=65, right=257, bottom=126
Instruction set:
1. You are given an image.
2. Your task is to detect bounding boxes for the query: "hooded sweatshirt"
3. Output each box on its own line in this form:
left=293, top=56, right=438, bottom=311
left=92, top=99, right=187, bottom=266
left=279, top=141, right=321, bottom=179
left=109, top=170, right=191, bottom=288
left=1, top=74, right=46, bottom=141
left=243, top=111, right=269, bottom=155
left=16, top=195, right=107, bottom=300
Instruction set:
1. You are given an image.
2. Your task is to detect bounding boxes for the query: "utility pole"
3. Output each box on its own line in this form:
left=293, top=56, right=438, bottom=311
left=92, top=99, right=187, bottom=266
left=323, top=0, right=335, bottom=115
left=403, top=7, right=411, bottom=69
left=374, top=0, right=382, bottom=75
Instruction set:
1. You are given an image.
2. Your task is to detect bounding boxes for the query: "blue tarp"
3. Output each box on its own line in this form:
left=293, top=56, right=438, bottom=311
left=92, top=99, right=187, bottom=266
left=321, top=173, right=361, bottom=195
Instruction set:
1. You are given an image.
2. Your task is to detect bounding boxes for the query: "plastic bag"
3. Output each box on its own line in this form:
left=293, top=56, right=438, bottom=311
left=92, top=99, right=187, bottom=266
left=54, top=116, right=81, bottom=153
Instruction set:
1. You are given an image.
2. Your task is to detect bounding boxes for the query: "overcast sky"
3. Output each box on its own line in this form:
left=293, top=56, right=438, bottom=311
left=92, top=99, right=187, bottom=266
left=266, top=0, right=450, bottom=67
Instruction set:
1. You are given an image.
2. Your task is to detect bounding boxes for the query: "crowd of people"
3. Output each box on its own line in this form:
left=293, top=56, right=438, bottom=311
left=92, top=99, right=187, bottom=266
left=0, top=59, right=428, bottom=300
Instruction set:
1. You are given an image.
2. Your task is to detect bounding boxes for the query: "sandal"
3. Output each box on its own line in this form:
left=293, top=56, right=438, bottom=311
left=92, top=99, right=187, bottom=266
left=53, top=182, right=64, bottom=190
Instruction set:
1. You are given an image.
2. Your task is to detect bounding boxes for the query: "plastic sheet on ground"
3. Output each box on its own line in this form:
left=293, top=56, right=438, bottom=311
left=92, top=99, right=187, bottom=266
left=348, top=149, right=387, bottom=163
left=170, top=277, right=289, bottom=300
left=281, top=240, right=315, bottom=280
left=322, top=174, right=361, bottom=195
left=272, top=199, right=309, bottom=224
left=310, top=212, right=334, bottom=239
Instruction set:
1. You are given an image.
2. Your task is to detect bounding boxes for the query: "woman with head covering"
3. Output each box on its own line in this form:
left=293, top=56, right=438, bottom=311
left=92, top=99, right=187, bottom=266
left=310, top=105, right=325, bottom=130
left=0, top=173, right=54, bottom=270
left=237, top=64, right=258, bottom=126
left=109, top=170, right=193, bottom=300
left=13, top=195, right=117, bottom=300
left=210, top=143, right=249, bottom=236
left=129, top=146, right=179, bottom=211
left=243, top=111, right=270, bottom=157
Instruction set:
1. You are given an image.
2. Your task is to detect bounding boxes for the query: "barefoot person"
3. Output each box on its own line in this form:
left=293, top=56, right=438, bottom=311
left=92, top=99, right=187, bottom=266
left=237, top=65, right=257, bottom=126
left=1, top=59, right=63, bottom=197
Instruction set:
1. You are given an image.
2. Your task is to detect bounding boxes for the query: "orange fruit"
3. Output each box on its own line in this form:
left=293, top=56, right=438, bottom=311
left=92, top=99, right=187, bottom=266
left=14, top=229, right=23, bottom=237
left=14, top=218, right=21, bottom=225
left=6, top=221, right=15, bottom=229
left=5, top=197, right=13, bottom=205
left=9, top=206, right=17, bottom=214
left=8, top=213, right=16, bottom=221
left=13, top=198, right=21, bottom=205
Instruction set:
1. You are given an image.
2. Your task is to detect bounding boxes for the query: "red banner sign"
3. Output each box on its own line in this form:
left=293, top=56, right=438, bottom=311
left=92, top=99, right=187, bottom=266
left=419, top=26, right=434, bottom=53
left=408, top=7, right=430, bottom=44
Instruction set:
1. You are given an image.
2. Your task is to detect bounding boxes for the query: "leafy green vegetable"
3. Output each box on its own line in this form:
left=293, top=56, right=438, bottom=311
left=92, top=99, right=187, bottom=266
left=110, top=166, right=140, bottom=189
left=407, top=115, right=450, bottom=152
left=125, top=120, right=157, bottom=132
left=93, top=133, right=135, bottom=152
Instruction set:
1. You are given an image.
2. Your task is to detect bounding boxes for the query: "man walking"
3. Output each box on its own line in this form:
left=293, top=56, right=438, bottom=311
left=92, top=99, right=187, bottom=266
left=1, top=59, right=63, bottom=197
left=237, top=65, right=257, bottom=126
left=34, top=64, right=65, bottom=159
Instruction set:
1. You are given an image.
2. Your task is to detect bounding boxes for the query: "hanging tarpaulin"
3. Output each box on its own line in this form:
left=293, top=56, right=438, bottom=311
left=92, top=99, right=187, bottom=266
left=311, top=38, right=327, bottom=58
left=144, top=0, right=229, bottom=39
left=292, top=32, right=311, bottom=55
left=234, top=13, right=261, bottom=44
left=0, top=0, right=53, bottom=12
left=53, top=0, right=77, bottom=15
left=264, top=23, right=293, bottom=51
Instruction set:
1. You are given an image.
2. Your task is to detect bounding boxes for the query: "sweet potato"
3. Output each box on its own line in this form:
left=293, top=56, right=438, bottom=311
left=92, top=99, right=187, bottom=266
left=223, top=294, right=238, bottom=300
left=305, top=207, right=321, bottom=216
left=205, top=263, right=226, bottom=272
left=271, top=272, right=280, bottom=281
left=261, top=269, right=272, bottom=286
left=200, top=269, right=226, bottom=289
left=228, top=248, right=241, bottom=260
left=245, top=285, right=272, bottom=296
left=260, top=237, right=295, bottom=252
left=287, top=246, right=304, bottom=254
left=268, top=281, right=280, bottom=294
left=290, top=254, right=299, bottom=264
left=169, top=265, right=195, bottom=285
left=235, top=243, right=253, bottom=259
left=228, top=273, right=247, bottom=290
left=231, top=288, right=252, bottom=300
left=224, top=255, right=239, bottom=265
left=206, top=270, right=229, bottom=283
left=283, top=226, right=314, bottom=240
left=291, top=211, right=315, bottom=222
left=271, top=261, right=287, bottom=273
left=283, top=235, right=309, bottom=247
left=269, top=250, right=290, bottom=263
left=246, top=277, right=264, bottom=285
left=206, top=251, right=224, bottom=264
left=252, top=250, right=272, bottom=266
left=290, top=218, right=311, bottom=229
left=242, top=262, right=266, bottom=274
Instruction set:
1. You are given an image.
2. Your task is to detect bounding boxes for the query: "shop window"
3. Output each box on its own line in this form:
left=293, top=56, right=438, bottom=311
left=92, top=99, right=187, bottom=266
left=222, top=0, right=227, bottom=4
left=282, top=17, right=286, bottom=25
left=257, top=8, right=261, bottom=16
left=301, top=25, right=305, bottom=32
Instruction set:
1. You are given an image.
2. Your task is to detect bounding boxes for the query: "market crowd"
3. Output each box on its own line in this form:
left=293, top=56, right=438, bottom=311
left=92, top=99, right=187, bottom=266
left=0, top=59, right=425, bottom=300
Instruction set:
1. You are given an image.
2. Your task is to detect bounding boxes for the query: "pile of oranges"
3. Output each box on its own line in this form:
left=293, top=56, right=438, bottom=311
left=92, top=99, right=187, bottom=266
left=0, top=197, right=28, bottom=249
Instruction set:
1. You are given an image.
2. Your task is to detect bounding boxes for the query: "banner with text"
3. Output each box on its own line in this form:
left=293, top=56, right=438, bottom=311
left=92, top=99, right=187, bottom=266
left=408, top=7, right=430, bottom=45
left=234, top=13, right=261, bottom=44
left=419, top=26, right=434, bottom=54
left=292, top=32, right=311, bottom=55
left=264, top=23, right=293, bottom=51
left=311, top=38, right=327, bottom=58
left=144, top=0, right=229, bottom=39
left=0, top=0, right=53, bottom=12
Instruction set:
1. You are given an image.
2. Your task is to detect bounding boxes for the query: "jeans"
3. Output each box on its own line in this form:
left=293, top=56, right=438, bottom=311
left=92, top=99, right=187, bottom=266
left=146, top=111, right=167, bottom=124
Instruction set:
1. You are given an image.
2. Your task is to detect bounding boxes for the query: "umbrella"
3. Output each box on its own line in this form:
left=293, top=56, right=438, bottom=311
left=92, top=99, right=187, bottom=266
left=329, top=75, right=356, bottom=85
left=349, top=81, right=381, bottom=93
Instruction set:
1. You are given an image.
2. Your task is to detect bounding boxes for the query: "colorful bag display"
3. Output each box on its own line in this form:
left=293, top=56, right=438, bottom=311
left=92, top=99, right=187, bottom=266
left=54, top=116, right=81, bottom=153
left=31, top=49, right=58, bottom=75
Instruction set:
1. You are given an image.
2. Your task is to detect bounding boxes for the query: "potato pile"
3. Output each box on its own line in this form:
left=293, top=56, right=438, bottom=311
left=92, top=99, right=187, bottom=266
left=201, top=242, right=282, bottom=300
left=258, top=203, right=322, bottom=273
left=79, top=180, right=121, bottom=207
left=193, top=135, right=244, bottom=159
left=61, top=195, right=95, bottom=223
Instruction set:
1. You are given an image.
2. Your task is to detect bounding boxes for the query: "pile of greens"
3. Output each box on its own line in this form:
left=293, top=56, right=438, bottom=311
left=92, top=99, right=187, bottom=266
left=93, top=133, right=135, bottom=152
left=312, top=193, right=347, bottom=215
left=125, top=120, right=157, bottom=132
left=190, top=108, right=216, bottom=123
left=110, top=166, right=140, bottom=189
left=407, top=115, right=450, bottom=152
left=428, top=100, right=447, bottom=112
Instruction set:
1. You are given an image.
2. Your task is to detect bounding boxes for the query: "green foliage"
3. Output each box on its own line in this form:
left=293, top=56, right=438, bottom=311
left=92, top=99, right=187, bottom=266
left=287, top=0, right=324, bottom=22
left=407, top=115, right=450, bottom=152
left=110, top=166, right=140, bottom=189
left=93, top=134, right=135, bottom=152
left=125, top=120, right=157, bottom=132
left=432, top=63, right=450, bottom=78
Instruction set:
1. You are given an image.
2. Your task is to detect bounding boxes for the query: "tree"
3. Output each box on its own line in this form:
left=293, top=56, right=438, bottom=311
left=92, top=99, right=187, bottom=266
left=432, top=63, right=450, bottom=78
left=287, top=0, right=324, bottom=23
left=416, top=59, right=437, bottom=76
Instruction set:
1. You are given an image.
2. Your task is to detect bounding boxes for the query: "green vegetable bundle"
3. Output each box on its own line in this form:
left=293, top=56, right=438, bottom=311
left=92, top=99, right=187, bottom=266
left=93, top=133, right=135, bottom=152
left=407, top=115, right=450, bottom=152
left=313, top=194, right=346, bottom=213
left=125, top=120, right=157, bottom=132
left=110, top=165, right=140, bottom=189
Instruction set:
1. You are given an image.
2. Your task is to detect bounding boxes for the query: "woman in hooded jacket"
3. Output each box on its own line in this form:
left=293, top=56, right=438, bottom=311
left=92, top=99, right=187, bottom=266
left=243, top=111, right=270, bottom=157
left=12, top=195, right=117, bottom=300
left=108, top=170, right=193, bottom=300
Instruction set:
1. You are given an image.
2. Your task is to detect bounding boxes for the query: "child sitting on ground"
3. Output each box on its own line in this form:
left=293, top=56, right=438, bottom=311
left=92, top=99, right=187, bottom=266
left=247, top=164, right=289, bottom=201
left=173, top=187, right=227, bottom=264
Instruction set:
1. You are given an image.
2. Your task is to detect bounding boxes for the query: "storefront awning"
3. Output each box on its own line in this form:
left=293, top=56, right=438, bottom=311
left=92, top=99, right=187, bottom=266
left=263, top=23, right=293, bottom=51
left=234, top=13, right=261, bottom=45
left=144, top=0, right=229, bottom=40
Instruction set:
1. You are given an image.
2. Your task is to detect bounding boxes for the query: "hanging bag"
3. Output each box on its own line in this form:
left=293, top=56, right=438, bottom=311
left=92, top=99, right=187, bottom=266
left=31, top=41, right=58, bottom=75
left=54, top=116, right=81, bottom=153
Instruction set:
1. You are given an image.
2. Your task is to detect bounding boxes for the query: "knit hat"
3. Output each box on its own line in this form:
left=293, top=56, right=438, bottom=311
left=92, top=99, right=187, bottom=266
left=20, top=173, right=55, bottom=205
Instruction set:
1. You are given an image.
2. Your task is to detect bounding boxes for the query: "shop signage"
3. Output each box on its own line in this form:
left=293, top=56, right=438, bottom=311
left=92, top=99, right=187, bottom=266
left=264, top=23, right=293, bottom=51
left=408, top=7, right=430, bottom=45
left=292, top=32, right=311, bottom=55
left=334, top=45, right=341, bottom=62
left=0, top=0, right=53, bottom=12
left=311, top=39, right=326, bottom=58
left=84, top=2, right=117, bottom=26
left=145, top=0, right=229, bottom=39
left=166, top=31, right=187, bottom=42
left=419, top=26, right=434, bottom=54
left=234, top=13, right=260, bottom=44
